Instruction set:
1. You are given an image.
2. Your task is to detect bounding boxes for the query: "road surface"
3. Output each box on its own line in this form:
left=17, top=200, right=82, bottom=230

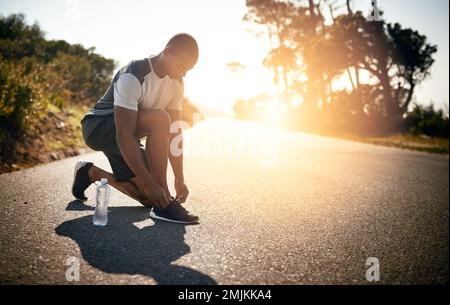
left=0, top=118, right=448, bottom=284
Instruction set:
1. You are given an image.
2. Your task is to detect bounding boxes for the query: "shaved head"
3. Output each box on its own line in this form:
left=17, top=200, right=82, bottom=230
left=166, top=33, right=199, bottom=63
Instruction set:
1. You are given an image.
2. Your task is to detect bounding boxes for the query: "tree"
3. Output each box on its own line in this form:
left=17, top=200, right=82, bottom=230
left=0, top=13, right=45, bottom=60
left=243, top=0, right=438, bottom=134
left=388, top=23, right=437, bottom=115
left=1, top=14, right=116, bottom=104
left=244, top=0, right=314, bottom=97
left=0, top=13, right=116, bottom=163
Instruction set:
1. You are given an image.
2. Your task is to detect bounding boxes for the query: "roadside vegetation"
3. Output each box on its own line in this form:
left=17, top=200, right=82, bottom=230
left=0, top=13, right=200, bottom=174
left=233, top=0, right=448, bottom=154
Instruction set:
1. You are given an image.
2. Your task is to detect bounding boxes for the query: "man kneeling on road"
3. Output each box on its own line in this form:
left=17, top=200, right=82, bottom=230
left=72, top=33, right=199, bottom=224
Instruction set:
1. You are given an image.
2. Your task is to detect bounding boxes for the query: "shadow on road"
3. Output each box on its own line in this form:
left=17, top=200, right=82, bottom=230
left=65, top=200, right=95, bottom=211
left=55, top=203, right=216, bottom=285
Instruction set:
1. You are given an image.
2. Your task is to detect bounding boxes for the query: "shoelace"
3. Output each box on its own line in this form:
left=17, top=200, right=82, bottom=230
left=168, top=201, right=190, bottom=216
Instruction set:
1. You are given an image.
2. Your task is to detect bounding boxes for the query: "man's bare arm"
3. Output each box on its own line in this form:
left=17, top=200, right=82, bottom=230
left=114, top=106, right=168, bottom=207
left=167, top=109, right=184, bottom=180
left=167, top=109, right=190, bottom=203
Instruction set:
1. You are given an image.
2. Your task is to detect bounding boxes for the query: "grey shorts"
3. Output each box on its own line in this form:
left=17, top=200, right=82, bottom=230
left=81, top=115, right=147, bottom=182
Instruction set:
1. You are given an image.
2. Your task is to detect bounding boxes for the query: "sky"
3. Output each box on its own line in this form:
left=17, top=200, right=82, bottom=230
left=1, top=0, right=448, bottom=114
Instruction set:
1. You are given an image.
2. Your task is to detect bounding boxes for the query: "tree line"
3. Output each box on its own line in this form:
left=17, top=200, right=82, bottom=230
left=234, top=0, right=448, bottom=137
left=0, top=13, right=116, bottom=161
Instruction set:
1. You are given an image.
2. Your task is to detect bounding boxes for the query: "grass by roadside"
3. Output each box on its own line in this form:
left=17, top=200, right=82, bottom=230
left=0, top=100, right=203, bottom=174
left=0, top=103, right=92, bottom=174
left=2, top=113, right=447, bottom=175
left=331, top=133, right=449, bottom=154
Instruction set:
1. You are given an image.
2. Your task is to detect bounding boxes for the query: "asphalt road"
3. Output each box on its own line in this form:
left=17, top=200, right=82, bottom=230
left=0, top=118, right=448, bottom=284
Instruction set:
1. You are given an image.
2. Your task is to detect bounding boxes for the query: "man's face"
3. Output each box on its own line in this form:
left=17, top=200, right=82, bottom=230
left=165, top=48, right=196, bottom=80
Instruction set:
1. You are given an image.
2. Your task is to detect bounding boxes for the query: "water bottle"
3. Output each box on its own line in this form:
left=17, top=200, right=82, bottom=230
left=93, top=178, right=110, bottom=226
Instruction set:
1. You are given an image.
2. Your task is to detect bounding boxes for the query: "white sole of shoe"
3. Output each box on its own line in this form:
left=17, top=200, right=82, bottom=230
left=149, top=210, right=198, bottom=224
left=72, top=161, right=87, bottom=201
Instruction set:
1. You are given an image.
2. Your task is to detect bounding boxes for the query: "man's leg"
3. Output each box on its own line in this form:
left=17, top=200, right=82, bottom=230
left=88, top=165, right=153, bottom=207
left=135, top=109, right=171, bottom=195
left=80, top=110, right=172, bottom=205
left=128, top=109, right=199, bottom=223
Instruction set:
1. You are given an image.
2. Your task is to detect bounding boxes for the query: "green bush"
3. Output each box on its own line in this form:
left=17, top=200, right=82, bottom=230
left=0, top=13, right=116, bottom=164
left=0, top=13, right=115, bottom=105
left=405, top=104, right=449, bottom=137
left=0, top=60, right=34, bottom=141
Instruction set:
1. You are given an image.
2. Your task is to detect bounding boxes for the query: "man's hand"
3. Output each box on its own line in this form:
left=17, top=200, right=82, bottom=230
left=175, top=179, right=189, bottom=203
left=136, top=179, right=169, bottom=208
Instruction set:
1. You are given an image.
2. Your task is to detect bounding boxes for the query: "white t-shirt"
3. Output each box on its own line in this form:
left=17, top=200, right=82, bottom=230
left=85, top=56, right=183, bottom=117
left=114, top=56, right=184, bottom=111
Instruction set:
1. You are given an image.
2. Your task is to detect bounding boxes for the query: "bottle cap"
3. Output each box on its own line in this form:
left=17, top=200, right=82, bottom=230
left=100, top=178, right=108, bottom=185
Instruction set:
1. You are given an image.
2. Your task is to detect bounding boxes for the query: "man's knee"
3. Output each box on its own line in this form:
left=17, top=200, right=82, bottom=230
left=153, top=110, right=171, bottom=130
left=140, top=109, right=171, bottom=134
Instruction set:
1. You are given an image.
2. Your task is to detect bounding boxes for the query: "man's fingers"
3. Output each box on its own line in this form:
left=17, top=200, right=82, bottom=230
left=158, top=199, right=166, bottom=209
left=157, top=195, right=168, bottom=208
left=159, top=200, right=166, bottom=209
left=179, top=190, right=189, bottom=203
left=175, top=191, right=184, bottom=202
left=176, top=192, right=182, bottom=201
left=162, top=192, right=170, bottom=205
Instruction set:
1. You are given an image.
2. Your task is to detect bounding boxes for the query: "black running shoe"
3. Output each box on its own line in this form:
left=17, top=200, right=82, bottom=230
left=150, top=198, right=199, bottom=224
left=72, top=161, right=94, bottom=201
